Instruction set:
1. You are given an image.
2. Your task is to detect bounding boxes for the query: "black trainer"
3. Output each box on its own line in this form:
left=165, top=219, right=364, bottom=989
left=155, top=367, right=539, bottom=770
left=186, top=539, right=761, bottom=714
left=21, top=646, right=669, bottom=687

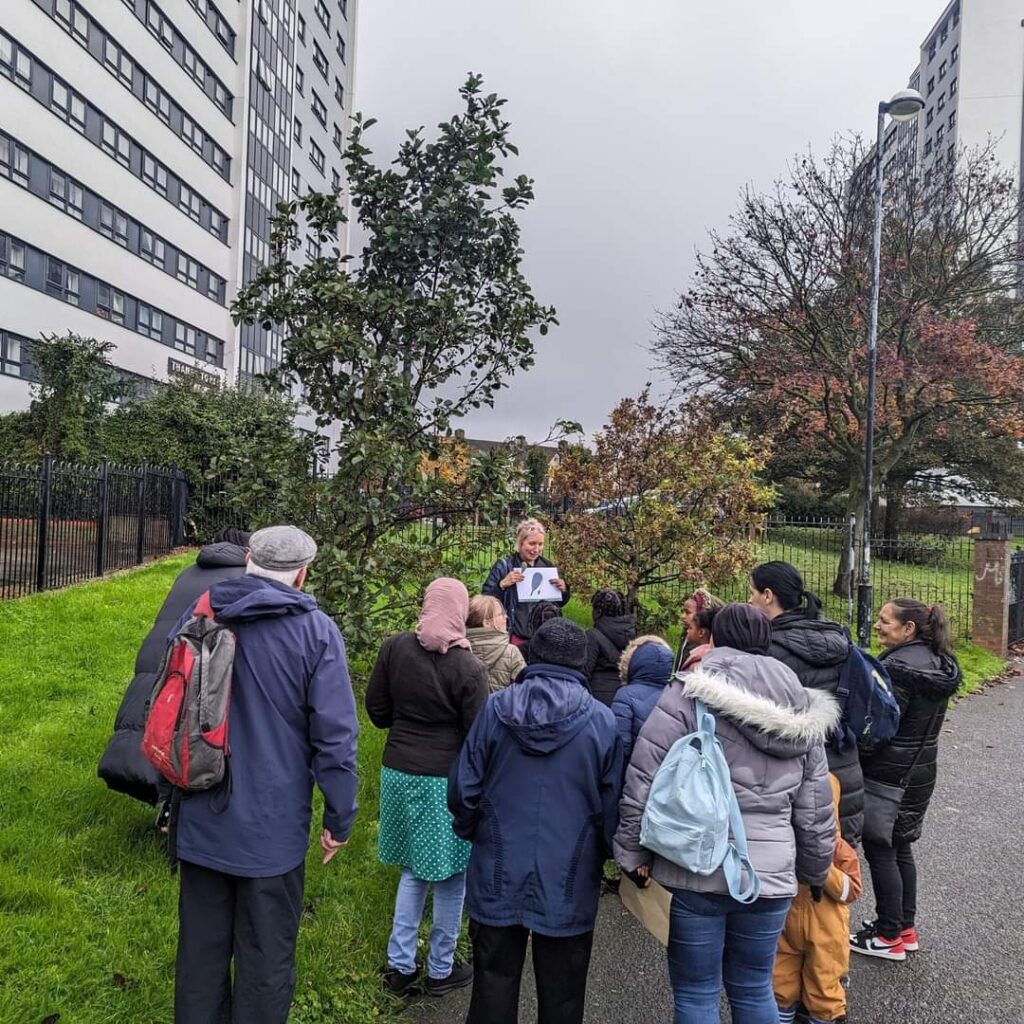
left=381, top=966, right=420, bottom=997
left=425, top=962, right=473, bottom=996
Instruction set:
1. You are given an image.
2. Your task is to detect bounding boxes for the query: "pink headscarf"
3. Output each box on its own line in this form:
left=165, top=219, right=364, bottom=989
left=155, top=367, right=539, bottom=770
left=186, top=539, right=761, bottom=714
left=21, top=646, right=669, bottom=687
left=416, top=578, right=471, bottom=654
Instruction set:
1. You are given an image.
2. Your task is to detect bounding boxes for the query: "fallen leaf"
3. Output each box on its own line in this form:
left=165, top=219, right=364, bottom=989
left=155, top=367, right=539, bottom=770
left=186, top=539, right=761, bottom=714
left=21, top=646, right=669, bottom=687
left=112, top=973, right=128, bottom=988
left=41, top=1015, right=60, bottom=1024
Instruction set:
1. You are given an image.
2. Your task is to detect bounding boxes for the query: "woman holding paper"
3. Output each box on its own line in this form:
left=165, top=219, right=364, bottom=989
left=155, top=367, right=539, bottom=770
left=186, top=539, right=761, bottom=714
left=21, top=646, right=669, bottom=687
left=482, top=518, right=570, bottom=647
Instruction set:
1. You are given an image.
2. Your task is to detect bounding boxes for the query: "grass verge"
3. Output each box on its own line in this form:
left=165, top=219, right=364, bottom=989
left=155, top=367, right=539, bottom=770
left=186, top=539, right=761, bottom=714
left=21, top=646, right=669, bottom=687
left=0, top=553, right=400, bottom=1024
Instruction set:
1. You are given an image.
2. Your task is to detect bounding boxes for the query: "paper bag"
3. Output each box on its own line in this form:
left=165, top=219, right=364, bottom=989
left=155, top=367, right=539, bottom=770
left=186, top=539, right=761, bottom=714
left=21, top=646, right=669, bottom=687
left=619, top=875, right=672, bottom=947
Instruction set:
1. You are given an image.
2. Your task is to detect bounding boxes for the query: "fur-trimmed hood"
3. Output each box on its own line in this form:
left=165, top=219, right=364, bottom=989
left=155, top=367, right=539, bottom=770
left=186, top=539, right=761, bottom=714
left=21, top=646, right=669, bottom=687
left=682, top=648, right=840, bottom=759
left=618, top=634, right=673, bottom=683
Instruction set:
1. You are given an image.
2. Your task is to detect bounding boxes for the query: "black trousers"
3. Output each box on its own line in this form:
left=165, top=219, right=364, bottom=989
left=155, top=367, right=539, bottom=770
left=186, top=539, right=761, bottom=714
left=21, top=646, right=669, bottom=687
left=465, top=919, right=594, bottom=1024
left=863, top=838, right=917, bottom=940
left=175, top=859, right=305, bottom=1024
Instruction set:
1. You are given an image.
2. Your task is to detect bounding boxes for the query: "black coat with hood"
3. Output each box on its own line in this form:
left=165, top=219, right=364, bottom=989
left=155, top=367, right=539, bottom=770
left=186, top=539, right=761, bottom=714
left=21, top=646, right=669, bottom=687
left=861, top=640, right=961, bottom=843
left=97, top=540, right=248, bottom=804
left=768, top=610, right=865, bottom=845
left=584, top=614, right=637, bottom=707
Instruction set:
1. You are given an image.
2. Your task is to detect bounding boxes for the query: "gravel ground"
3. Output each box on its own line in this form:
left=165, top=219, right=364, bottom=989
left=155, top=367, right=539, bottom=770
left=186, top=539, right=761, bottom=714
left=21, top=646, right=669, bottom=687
left=406, top=677, right=1024, bottom=1023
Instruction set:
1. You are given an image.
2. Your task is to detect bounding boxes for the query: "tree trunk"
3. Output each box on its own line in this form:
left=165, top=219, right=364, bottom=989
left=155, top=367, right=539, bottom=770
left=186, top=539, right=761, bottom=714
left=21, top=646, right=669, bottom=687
left=882, top=475, right=905, bottom=541
left=833, top=484, right=861, bottom=600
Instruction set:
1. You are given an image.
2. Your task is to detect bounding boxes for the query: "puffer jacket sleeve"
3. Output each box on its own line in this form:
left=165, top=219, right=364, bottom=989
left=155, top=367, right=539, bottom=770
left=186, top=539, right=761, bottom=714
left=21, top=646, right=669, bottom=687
left=792, top=742, right=835, bottom=887
left=482, top=556, right=510, bottom=599
left=610, top=690, right=635, bottom=765
left=614, top=683, right=692, bottom=871
left=500, top=644, right=526, bottom=688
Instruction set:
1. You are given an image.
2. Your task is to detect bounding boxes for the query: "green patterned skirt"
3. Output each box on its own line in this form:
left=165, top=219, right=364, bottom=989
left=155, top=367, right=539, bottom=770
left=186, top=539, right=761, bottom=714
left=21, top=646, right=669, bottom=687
left=377, top=766, right=471, bottom=881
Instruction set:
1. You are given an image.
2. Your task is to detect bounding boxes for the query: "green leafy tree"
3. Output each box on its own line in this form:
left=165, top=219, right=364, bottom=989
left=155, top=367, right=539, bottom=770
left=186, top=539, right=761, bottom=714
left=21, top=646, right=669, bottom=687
left=553, top=390, right=773, bottom=630
left=232, top=75, right=556, bottom=647
left=25, top=333, right=126, bottom=459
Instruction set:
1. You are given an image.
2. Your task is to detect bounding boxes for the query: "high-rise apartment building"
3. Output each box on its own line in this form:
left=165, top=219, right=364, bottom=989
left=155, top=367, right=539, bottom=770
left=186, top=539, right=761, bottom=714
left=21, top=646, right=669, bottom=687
left=878, top=0, right=1023, bottom=190
left=0, top=0, right=356, bottom=412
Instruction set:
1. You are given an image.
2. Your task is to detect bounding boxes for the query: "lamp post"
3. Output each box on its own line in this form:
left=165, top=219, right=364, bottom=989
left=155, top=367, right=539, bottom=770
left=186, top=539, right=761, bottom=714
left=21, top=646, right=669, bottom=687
left=857, top=88, right=925, bottom=647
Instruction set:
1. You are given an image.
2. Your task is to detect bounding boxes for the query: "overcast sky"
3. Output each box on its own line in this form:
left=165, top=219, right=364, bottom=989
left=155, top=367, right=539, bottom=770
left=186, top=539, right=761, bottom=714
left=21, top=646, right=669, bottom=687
left=353, top=0, right=942, bottom=442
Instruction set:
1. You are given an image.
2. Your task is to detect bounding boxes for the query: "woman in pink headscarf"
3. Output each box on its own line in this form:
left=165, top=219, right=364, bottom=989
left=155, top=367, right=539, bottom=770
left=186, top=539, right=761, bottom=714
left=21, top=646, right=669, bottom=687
left=366, top=578, right=490, bottom=998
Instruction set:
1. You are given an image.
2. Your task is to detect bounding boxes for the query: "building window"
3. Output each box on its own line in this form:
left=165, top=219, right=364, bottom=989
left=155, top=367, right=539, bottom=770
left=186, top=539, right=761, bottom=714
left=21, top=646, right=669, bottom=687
left=181, top=113, right=203, bottom=154
left=297, top=14, right=306, bottom=42
left=137, top=303, right=163, bottom=340
left=336, top=32, right=346, bottom=62
left=208, top=209, right=226, bottom=240
left=953, top=4, right=959, bottom=26
left=56, top=0, right=90, bottom=42
left=142, top=153, right=168, bottom=196
left=176, top=253, right=200, bottom=288
left=0, top=135, right=29, bottom=186
left=147, top=4, right=174, bottom=50
left=926, top=108, right=934, bottom=127
left=927, top=77, right=934, bottom=96
left=1, top=331, right=23, bottom=377
left=99, top=203, right=129, bottom=246
left=950, top=77, right=957, bottom=96
left=51, top=80, right=86, bottom=133
left=140, top=228, right=165, bottom=267
left=0, top=36, right=32, bottom=88
left=339, top=0, right=347, bottom=17
left=183, top=46, right=206, bottom=86
left=101, top=120, right=132, bottom=167
left=104, top=38, right=133, bottom=86
left=939, top=60, right=947, bottom=80
left=174, top=322, right=197, bottom=354
left=936, top=124, right=945, bottom=144
left=951, top=44, right=959, bottom=64
left=937, top=93, right=946, bottom=112
left=334, top=77, right=344, bottom=106
left=924, top=137, right=933, bottom=156
left=206, top=274, right=222, bottom=301
left=292, top=169, right=301, bottom=193
left=331, top=168, right=340, bottom=190
left=312, top=42, right=328, bottom=79
left=0, top=233, right=26, bottom=281
left=45, top=257, right=80, bottom=304
left=178, top=183, right=202, bottom=222
left=949, top=111, right=956, bottom=131
left=144, top=79, right=172, bottom=123
left=295, top=65, right=304, bottom=94
left=314, top=0, right=330, bottom=30
left=928, top=40, right=936, bottom=62
left=948, top=144, right=955, bottom=165
left=312, top=91, right=327, bottom=126
left=211, top=146, right=227, bottom=175
left=96, top=282, right=126, bottom=324
left=940, top=23, right=948, bottom=44
left=333, top=124, right=342, bottom=151
left=49, top=169, right=84, bottom=219
left=306, top=236, right=321, bottom=259
left=310, top=140, right=325, bottom=175
left=294, top=117, right=303, bottom=145
left=204, top=334, right=220, bottom=364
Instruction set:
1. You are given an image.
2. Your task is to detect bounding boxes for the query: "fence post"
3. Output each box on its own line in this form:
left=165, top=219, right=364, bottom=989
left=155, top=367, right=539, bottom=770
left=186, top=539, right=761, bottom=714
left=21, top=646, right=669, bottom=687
left=846, top=514, right=856, bottom=627
left=35, top=455, right=54, bottom=592
left=95, top=459, right=109, bottom=578
left=171, top=471, right=188, bottom=547
left=135, top=463, right=148, bottom=565
left=973, top=529, right=1011, bottom=655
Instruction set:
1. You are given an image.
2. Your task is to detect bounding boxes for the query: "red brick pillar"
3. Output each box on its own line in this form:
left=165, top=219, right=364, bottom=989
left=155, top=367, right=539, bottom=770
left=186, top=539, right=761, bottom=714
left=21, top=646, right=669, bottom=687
left=973, top=537, right=1011, bottom=655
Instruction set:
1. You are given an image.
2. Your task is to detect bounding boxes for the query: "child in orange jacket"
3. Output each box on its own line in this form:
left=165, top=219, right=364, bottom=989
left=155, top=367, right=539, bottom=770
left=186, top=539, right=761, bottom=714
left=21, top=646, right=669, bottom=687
left=774, top=775, right=862, bottom=1024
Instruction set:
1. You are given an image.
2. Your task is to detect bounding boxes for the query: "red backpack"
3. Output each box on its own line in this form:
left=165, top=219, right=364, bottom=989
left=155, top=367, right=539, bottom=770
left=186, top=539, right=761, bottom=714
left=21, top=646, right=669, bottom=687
left=141, top=591, right=236, bottom=792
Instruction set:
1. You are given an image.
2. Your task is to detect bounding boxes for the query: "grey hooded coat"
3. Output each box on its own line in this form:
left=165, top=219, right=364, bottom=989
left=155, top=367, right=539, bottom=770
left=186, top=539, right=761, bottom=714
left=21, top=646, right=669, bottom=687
left=614, top=647, right=839, bottom=899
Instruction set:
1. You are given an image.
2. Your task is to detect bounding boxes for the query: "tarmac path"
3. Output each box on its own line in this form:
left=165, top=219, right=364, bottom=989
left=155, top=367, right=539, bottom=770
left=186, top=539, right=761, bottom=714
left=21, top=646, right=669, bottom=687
left=407, top=677, right=1024, bottom=1023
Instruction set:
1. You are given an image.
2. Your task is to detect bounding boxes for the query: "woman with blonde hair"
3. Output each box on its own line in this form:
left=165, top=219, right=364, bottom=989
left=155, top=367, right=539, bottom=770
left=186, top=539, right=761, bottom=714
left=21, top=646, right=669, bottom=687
left=482, top=518, right=570, bottom=647
left=466, top=595, right=526, bottom=691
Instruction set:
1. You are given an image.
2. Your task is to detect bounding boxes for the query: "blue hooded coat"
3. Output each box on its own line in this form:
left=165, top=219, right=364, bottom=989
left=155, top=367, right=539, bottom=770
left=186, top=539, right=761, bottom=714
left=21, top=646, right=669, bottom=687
left=610, top=641, right=674, bottom=765
left=174, top=575, right=359, bottom=878
left=447, top=664, right=623, bottom=936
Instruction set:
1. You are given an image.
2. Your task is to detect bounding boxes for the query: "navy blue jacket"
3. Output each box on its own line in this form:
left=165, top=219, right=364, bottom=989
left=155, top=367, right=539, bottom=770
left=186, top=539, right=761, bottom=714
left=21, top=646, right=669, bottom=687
left=175, top=576, right=359, bottom=878
left=448, top=664, right=622, bottom=936
left=610, top=641, right=674, bottom=765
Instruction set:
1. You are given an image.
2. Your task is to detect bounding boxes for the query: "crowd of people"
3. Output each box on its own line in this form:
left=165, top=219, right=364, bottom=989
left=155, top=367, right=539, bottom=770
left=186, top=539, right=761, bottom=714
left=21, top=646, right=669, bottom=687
left=99, top=516, right=962, bottom=1024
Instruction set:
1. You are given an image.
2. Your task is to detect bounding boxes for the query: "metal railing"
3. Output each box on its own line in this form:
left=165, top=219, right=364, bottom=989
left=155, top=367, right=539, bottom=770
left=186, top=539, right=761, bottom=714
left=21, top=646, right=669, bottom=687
left=0, top=458, right=186, bottom=598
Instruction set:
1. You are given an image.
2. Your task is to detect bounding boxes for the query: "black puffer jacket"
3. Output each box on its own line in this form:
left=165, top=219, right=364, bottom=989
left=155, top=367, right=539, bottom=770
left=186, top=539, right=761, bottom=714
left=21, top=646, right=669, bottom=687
left=861, top=641, right=961, bottom=843
left=97, top=542, right=248, bottom=804
left=768, top=610, right=864, bottom=845
left=584, top=614, right=636, bottom=706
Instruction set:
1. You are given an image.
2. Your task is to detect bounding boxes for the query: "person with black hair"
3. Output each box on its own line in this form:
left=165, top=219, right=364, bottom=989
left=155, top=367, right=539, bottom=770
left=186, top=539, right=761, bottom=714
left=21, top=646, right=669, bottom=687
left=98, top=527, right=252, bottom=812
left=584, top=588, right=636, bottom=706
left=851, top=599, right=961, bottom=962
left=749, top=561, right=864, bottom=846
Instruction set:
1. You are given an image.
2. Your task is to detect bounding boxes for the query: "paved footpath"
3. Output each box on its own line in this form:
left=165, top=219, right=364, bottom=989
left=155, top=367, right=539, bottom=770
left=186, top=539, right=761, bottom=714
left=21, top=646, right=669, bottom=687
left=408, top=677, right=1024, bottom=1024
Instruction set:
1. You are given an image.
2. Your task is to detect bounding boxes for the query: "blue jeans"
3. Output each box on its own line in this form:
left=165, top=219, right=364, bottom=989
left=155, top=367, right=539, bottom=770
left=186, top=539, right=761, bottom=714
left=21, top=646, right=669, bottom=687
left=386, top=868, right=466, bottom=979
left=667, top=890, right=792, bottom=1024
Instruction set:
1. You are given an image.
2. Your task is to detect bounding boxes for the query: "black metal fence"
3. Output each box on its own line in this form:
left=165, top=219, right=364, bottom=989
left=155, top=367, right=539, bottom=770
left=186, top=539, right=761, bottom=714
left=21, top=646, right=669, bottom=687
left=0, top=459, right=186, bottom=598
left=1009, top=550, right=1024, bottom=644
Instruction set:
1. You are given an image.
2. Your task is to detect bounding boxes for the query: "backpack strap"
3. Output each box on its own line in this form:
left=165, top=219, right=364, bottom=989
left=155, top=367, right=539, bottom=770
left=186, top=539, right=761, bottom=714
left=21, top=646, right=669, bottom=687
left=694, top=699, right=762, bottom=905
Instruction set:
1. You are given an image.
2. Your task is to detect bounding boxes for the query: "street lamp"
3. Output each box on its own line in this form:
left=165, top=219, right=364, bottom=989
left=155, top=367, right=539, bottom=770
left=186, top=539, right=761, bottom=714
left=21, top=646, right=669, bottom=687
left=857, top=88, right=925, bottom=647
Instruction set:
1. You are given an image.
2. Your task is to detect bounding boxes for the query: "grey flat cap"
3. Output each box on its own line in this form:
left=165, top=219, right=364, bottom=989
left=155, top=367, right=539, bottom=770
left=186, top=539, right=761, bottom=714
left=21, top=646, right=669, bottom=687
left=248, top=525, right=318, bottom=571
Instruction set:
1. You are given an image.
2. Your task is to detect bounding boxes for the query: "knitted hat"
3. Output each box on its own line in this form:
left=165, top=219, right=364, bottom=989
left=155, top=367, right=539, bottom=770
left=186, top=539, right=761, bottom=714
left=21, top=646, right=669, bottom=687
left=528, top=617, right=588, bottom=669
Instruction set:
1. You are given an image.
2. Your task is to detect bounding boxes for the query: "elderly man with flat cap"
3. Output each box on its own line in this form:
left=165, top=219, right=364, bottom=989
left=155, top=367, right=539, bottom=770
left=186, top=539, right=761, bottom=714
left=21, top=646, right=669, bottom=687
left=171, top=525, right=359, bottom=1024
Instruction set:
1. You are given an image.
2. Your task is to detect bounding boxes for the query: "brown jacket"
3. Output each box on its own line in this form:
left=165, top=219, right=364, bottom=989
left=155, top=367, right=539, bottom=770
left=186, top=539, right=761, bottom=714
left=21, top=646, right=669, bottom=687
left=467, top=626, right=526, bottom=692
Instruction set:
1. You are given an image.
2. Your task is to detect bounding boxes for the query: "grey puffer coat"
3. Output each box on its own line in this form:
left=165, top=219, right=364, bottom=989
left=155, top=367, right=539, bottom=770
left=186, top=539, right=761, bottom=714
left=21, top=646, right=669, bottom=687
left=614, top=647, right=838, bottom=899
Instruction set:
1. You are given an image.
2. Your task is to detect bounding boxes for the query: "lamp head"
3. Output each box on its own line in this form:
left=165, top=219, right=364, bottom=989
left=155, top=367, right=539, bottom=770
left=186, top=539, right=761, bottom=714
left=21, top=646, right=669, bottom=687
left=884, top=89, right=926, bottom=122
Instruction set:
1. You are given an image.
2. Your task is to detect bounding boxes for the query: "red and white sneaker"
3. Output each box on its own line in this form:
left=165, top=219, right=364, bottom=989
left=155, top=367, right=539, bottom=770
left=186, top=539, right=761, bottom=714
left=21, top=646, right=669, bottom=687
left=850, top=924, right=907, bottom=961
left=900, top=926, right=919, bottom=952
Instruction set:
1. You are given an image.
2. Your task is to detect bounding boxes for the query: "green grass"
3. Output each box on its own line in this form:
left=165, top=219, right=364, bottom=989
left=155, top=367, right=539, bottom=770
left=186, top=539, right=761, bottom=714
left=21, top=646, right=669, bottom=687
left=0, top=554, right=402, bottom=1024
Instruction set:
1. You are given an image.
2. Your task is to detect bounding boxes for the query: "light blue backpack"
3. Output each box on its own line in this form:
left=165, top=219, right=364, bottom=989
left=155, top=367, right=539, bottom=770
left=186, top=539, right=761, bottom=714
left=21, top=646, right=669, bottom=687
left=640, top=699, right=761, bottom=903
